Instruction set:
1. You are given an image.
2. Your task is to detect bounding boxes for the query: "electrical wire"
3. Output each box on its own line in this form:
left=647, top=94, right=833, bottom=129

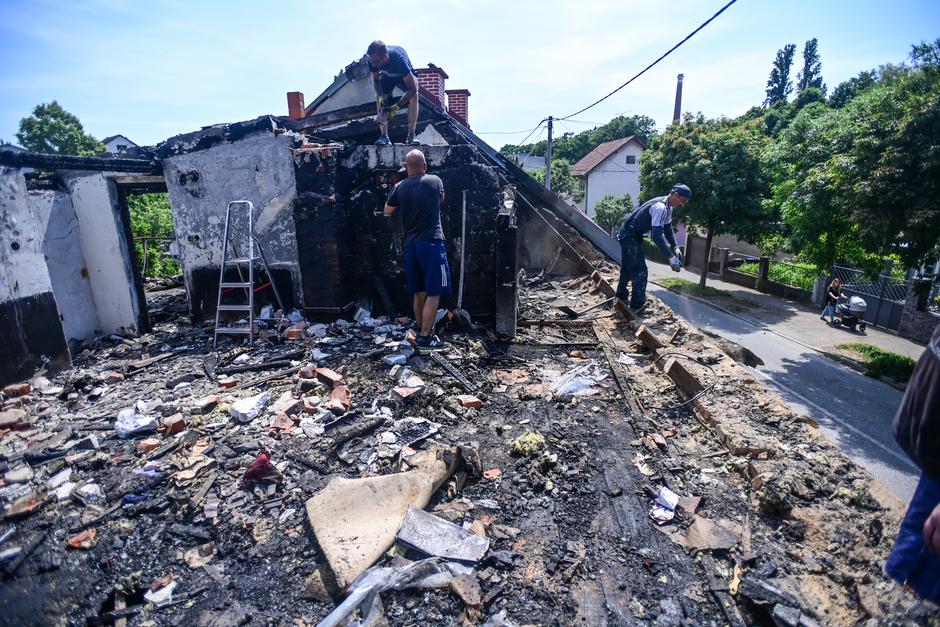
left=475, top=126, right=546, bottom=135
left=558, top=0, right=739, bottom=121
left=642, top=352, right=718, bottom=411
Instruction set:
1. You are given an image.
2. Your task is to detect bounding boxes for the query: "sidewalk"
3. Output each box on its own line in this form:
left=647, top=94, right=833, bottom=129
left=643, top=260, right=926, bottom=362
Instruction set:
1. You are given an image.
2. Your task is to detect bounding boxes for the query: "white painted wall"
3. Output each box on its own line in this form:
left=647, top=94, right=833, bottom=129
left=0, top=168, right=55, bottom=302
left=582, top=140, right=644, bottom=217
left=63, top=172, right=142, bottom=335
left=313, top=78, right=376, bottom=116
left=162, top=130, right=302, bottom=303
left=29, top=189, right=99, bottom=341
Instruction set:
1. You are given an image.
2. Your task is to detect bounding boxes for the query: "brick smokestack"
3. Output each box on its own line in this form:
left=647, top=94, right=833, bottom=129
left=287, top=92, right=306, bottom=120
left=672, top=74, right=684, bottom=124
left=414, top=64, right=448, bottom=109
left=446, top=89, right=471, bottom=128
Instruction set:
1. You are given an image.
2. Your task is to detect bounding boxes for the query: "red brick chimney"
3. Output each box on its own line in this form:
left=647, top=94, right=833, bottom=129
left=414, top=64, right=448, bottom=109
left=287, top=91, right=306, bottom=120
left=446, top=89, right=470, bottom=128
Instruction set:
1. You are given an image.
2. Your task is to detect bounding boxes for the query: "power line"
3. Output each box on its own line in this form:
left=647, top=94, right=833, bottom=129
left=475, top=127, right=544, bottom=135
left=558, top=0, right=739, bottom=121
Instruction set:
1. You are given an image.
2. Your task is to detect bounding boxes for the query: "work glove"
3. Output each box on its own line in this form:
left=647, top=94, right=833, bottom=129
left=673, top=247, right=683, bottom=264
left=669, top=256, right=681, bottom=272
left=388, top=103, right=400, bottom=118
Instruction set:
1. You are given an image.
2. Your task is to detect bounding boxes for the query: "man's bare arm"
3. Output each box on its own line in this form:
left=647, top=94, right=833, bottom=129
left=384, top=203, right=397, bottom=217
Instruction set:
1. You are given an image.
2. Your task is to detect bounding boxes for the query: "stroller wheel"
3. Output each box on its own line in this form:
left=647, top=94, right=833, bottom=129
left=858, top=323, right=867, bottom=332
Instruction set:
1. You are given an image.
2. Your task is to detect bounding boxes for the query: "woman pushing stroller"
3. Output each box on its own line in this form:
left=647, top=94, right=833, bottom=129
left=820, top=278, right=847, bottom=323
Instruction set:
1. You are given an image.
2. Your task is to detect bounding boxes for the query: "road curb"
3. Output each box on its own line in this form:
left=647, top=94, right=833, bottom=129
left=649, top=280, right=908, bottom=391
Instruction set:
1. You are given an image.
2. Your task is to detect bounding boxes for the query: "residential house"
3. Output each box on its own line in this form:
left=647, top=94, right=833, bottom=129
left=571, top=136, right=645, bottom=218
left=101, top=134, right=138, bottom=155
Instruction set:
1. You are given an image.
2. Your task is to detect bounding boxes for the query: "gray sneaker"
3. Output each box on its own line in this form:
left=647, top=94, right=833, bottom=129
left=405, top=133, right=419, bottom=146
left=375, top=135, right=391, bottom=146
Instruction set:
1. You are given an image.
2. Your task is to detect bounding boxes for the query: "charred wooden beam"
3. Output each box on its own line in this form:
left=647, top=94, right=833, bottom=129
left=0, top=149, right=159, bottom=173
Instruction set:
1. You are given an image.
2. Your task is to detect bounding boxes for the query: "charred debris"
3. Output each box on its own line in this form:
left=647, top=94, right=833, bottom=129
left=0, top=59, right=937, bottom=626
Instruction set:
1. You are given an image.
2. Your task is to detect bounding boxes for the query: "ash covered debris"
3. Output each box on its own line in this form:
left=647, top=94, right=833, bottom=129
left=0, top=55, right=937, bottom=627
left=0, top=268, right=936, bottom=626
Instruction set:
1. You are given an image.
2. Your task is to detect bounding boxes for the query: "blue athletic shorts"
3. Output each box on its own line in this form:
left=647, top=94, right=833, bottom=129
left=404, top=240, right=452, bottom=296
left=885, top=472, right=940, bottom=602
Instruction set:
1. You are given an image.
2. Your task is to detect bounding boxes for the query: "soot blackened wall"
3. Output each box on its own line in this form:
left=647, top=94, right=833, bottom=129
left=293, top=144, right=516, bottom=327
left=0, top=167, right=71, bottom=384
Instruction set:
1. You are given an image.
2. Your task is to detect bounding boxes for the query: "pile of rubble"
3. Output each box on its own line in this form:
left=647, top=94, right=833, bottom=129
left=0, top=276, right=936, bottom=625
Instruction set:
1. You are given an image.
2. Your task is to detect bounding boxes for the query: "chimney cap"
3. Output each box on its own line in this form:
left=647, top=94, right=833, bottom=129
left=415, top=63, right=449, bottom=79
left=445, top=88, right=471, bottom=96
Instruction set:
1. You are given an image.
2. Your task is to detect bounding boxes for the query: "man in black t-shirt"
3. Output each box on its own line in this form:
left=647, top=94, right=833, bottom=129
left=384, top=149, right=451, bottom=349
left=367, top=40, right=420, bottom=146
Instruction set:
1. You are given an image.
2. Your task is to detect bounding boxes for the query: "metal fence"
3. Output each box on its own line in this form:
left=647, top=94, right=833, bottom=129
left=830, top=264, right=911, bottom=330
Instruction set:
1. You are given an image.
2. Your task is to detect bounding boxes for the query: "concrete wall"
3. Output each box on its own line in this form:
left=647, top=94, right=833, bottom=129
left=313, top=78, right=378, bottom=116
left=29, top=189, right=98, bottom=342
left=899, top=281, right=940, bottom=344
left=63, top=171, right=142, bottom=335
left=583, top=141, right=643, bottom=217
left=162, top=130, right=302, bottom=320
left=0, top=167, right=70, bottom=384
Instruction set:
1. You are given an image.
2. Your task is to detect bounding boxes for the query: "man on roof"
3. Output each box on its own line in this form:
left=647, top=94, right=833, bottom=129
left=367, top=40, right=420, bottom=146
left=615, top=184, right=691, bottom=314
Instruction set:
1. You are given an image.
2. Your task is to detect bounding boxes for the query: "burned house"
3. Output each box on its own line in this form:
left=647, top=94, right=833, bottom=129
left=1, top=57, right=614, bottom=386
left=0, top=57, right=933, bottom=626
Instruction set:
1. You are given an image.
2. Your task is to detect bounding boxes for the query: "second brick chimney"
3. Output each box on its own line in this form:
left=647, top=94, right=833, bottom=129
left=446, top=89, right=471, bottom=128
left=414, top=63, right=448, bottom=109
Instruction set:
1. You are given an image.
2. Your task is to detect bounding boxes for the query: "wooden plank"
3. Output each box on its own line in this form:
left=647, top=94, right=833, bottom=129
left=593, top=322, right=645, bottom=419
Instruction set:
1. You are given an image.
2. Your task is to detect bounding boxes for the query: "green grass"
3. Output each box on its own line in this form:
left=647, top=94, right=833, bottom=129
left=836, top=343, right=917, bottom=383
left=659, top=277, right=732, bottom=299
left=737, top=261, right=817, bottom=290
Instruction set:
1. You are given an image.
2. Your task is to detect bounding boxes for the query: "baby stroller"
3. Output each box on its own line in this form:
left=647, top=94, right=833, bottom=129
left=833, top=295, right=868, bottom=332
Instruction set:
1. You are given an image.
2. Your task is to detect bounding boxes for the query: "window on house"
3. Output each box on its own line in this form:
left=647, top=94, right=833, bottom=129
left=625, top=155, right=636, bottom=165
left=117, top=144, right=128, bottom=152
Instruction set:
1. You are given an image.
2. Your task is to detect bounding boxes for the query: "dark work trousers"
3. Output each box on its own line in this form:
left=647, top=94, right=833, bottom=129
left=616, top=234, right=647, bottom=309
left=885, top=472, right=940, bottom=602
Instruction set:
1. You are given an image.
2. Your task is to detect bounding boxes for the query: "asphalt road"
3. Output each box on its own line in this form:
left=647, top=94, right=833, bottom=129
left=648, top=284, right=918, bottom=503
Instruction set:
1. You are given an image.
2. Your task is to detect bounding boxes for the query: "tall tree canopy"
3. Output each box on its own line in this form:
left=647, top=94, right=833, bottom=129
left=16, top=101, right=105, bottom=156
left=766, top=40, right=940, bottom=273
left=641, top=114, right=771, bottom=286
left=796, top=38, right=826, bottom=94
left=764, top=44, right=796, bottom=105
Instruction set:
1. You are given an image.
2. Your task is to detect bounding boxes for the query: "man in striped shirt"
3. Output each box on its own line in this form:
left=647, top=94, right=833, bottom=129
left=615, top=184, right=691, bottom=313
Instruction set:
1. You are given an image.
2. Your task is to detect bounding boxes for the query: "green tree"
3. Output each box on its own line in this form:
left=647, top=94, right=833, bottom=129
left=764, top=44, right=796, bottom=105
left=796, top=38, right=826, bottom=95
left=641, top=114, right=771, bottom=286
left=828, top=69, right=877, bottom=108
left=765, top=45, right=940, bottom=274
left=128, top=193, right=180, bottom=277
left=593, top=193, right=634, bottom=233
left=522, top=158, right=584, bottom=203
left=16, top=101, right=105, bottom=156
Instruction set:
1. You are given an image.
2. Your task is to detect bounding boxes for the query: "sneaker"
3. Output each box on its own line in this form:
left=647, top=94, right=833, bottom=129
left=820, top=315, right=826, bottom=320
left=405, top=133, right=419, bottom=146
left=416, top=334, right=447, bottom=351
left=375, top=135, right=391, bottom=146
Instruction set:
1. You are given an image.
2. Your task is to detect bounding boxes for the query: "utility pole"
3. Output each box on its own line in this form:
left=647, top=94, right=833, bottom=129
left=544, top=116, right=553, bottom=190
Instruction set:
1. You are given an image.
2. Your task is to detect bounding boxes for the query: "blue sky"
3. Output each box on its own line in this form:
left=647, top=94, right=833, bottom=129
left=1, top=0, right=938, bottom=149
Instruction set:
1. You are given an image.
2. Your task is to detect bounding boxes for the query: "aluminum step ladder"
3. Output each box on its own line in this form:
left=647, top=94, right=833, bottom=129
left=213, top=200, right=287, bottom=347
